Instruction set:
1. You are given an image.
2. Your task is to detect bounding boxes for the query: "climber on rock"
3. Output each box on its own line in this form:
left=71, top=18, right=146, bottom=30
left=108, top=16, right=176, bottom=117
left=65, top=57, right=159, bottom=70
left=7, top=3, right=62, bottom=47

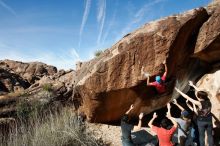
left=120, top=104, right=144, bottom=146
left=146, top=60, right=167, bottom=94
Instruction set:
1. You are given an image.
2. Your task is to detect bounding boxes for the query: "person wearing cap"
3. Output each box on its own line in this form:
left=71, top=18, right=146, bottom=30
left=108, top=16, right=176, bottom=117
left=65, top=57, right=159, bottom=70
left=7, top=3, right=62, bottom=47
left=146, top=60, right=167, bottom=94
left=171, top=99, right=192, bottom=146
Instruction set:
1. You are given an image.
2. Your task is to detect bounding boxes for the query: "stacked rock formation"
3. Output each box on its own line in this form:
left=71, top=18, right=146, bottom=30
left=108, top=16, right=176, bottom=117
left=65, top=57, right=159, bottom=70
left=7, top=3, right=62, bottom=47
left=0, top=60, right=75, bottom=118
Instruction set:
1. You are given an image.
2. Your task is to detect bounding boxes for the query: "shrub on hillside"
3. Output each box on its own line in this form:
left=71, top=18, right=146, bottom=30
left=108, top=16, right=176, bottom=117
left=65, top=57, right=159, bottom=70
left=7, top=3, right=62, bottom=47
left=16, top=98, right=45, bottom=121
left=42, top=83, right=53, bottom=92
left=94, top=50, right=103, bottom=57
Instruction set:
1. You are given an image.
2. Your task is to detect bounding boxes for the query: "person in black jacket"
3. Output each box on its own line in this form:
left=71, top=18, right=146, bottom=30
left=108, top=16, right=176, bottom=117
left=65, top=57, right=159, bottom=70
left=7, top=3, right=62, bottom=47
left=121, top=104, right=144, bottom=146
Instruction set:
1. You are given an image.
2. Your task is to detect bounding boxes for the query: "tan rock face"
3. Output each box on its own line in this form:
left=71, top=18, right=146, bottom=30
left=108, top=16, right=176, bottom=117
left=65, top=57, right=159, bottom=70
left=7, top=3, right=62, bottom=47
left=74, top=8, right=210, bottom=123
left=0, top=60, right=74, bottom=118
left=0, top=60, right=57, bottom=84
left=0, top=68, right=75, bottom=118
left=196, top=69, right=220, bottom=122
left=0, top=59, right=58, bottom=94
left=194, top=6, right=220, bottom=63
left=0, top=68, right=30, bottom=93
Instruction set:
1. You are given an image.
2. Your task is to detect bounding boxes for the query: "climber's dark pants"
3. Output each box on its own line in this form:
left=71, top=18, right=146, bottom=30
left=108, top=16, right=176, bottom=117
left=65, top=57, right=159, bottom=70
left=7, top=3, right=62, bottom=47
left=197, top=120, right=214, bottom=146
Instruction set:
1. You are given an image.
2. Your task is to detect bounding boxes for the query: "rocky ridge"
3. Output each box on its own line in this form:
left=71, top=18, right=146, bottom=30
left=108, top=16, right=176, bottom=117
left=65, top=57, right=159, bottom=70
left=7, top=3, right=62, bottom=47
left=0, top=60, right=75, bottom=119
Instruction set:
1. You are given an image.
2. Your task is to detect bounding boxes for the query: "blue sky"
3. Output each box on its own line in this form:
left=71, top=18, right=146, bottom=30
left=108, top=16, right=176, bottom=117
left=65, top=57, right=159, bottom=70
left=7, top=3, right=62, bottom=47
left=0, top=0, right=211, bottom=70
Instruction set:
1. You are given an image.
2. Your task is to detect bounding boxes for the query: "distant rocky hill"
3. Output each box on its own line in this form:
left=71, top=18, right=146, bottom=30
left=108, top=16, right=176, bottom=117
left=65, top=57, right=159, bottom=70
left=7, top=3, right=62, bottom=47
left=0, top=60, right=57, bottom=93
left=0, top=59, right=75, bottom=118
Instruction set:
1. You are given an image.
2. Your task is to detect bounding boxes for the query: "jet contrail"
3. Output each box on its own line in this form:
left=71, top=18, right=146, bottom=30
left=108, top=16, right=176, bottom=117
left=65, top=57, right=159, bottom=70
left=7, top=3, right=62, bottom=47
left=0, top=0, right=17, bottom=16
left=97, top=0, right=106, bottom=45
left=102, top=0, right=118, bottom=44
left=71, top=48, right=81, bottom=60
left=79, top=0, right=92, bottom=48
left=97, top=0, right=105, bottom=24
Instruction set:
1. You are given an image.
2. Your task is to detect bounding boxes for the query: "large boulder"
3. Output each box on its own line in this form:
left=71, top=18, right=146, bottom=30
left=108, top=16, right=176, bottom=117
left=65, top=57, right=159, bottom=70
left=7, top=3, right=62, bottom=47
left=194, top=5, right=220, bottom=63
left=74, top=8, right=209, bottom=123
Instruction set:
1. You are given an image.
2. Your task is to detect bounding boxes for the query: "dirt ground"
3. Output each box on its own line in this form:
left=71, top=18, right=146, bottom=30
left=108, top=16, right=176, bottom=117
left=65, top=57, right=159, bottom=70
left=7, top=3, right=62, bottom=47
left=86, top=123, right=157, bottom=146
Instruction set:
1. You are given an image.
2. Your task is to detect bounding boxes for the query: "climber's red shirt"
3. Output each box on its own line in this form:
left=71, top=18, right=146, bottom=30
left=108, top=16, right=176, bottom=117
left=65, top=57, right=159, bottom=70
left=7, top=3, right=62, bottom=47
left=152, top=125, right=176, bottom=146
left=149, top=72, right=166, bottom=94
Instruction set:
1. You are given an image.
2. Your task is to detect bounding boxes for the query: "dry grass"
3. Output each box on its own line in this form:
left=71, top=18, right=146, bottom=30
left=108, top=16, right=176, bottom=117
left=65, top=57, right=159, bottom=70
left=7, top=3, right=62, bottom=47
left=6, top=90, right=29, bottom=97
left=0, top=107, right=107, bottom=146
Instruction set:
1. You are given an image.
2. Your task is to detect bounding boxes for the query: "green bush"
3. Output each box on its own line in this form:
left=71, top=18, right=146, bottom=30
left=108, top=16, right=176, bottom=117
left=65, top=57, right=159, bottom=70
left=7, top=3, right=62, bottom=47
left=16, top=98, right=32, bottom=120
left=94, top=50, right=103, bottom=57
left=16, top=98, right=46, bottom=121
left=42, top=83, right=53, bottom=92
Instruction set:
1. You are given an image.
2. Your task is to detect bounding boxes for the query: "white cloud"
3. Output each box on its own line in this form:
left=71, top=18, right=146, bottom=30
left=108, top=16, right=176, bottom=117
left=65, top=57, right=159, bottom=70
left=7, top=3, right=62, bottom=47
left=79, top=0, right=92, bottom=48
left=102, top=1, right=118, bottom=44
left=0, top=42, right=79, bottom=70
left=70, top=48, right=81, bottom=60
left=136, top=0, right=165, bottom=18
left=0, top=0, right=17, bottom=16
left=96, top=0, right=106, bottom=45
